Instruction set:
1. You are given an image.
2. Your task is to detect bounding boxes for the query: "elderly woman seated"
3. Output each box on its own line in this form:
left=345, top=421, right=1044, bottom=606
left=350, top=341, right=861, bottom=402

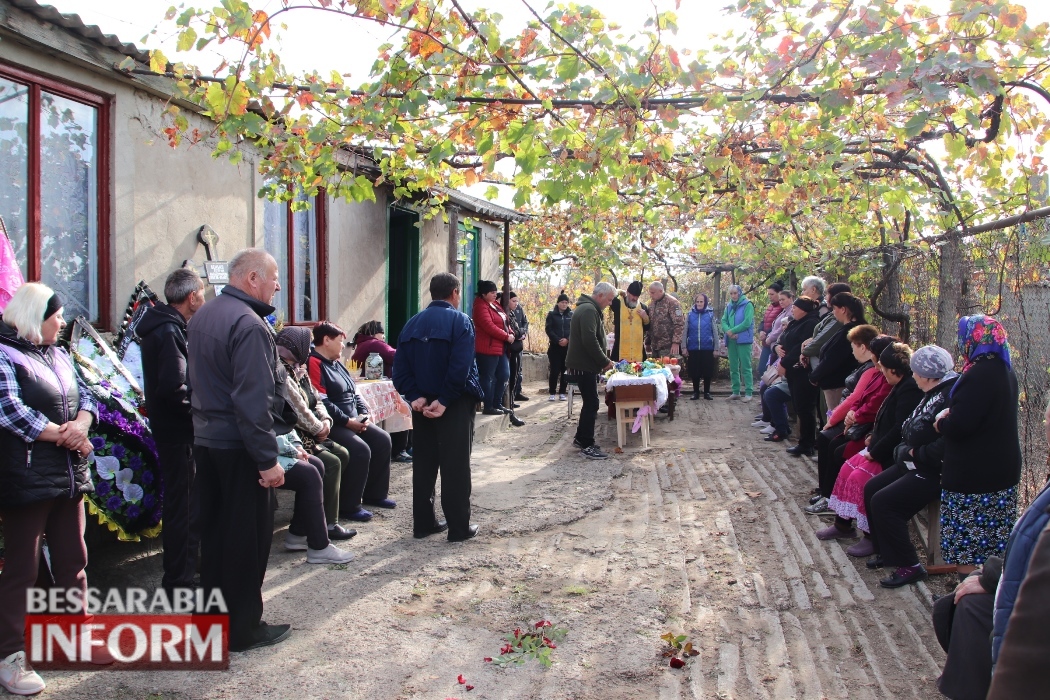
left=816, top=342, right=923, bottom=557
left=863, top=345, right=957, bottom=587
left=275, top=327, right=357, bottom=542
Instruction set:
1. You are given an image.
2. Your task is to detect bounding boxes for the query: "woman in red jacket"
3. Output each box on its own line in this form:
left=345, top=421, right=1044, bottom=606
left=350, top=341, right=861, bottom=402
left=472, top=280, right=514, bottom=415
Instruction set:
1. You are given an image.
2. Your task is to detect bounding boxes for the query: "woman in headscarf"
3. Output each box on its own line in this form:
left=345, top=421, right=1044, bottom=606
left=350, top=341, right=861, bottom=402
left=766, top=297, right=820, bottom=445
left=275, top=327, right=357, bottom=542
left=686, top=293, right=717, bottom=400
left=935, top=315, right=1021, bottom=576
left=864, top=344, right=958, bottom=588
left=544, top=291, right=573, bottom=400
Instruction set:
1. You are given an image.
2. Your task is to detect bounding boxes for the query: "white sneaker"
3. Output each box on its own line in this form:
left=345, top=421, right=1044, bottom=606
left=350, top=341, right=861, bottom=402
left=727, top=394, right=741, bottom=400
left=761, top=425, right=777, bottom=434
left=285, top=533, right=308, bottom=551
left=741, top=395, right=753, bottom=403
left=751, top=420, right=769, bottom=427
left=0, top=651, right=45, bottom=696
left=307, top=543, right=355, bottom=564
left=559, top=394, right=567, bottom=401
left=548, top=395, right=557, bottom=402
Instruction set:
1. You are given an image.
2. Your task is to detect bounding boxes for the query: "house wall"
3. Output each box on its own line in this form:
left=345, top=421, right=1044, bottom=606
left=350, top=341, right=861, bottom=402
left=0, top=14, right=259, bottom=321
left=1, top=2, right=513, bottom=336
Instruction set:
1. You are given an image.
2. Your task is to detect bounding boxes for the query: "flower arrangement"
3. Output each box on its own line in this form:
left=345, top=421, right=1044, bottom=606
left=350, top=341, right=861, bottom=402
left=605, top=358, right=669, bottom=379
left=68, top=318, right=162, bottom=542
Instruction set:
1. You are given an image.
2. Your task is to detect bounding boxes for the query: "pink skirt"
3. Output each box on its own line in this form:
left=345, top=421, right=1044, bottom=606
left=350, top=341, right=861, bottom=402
left=828, top=452, right=883, bottom=532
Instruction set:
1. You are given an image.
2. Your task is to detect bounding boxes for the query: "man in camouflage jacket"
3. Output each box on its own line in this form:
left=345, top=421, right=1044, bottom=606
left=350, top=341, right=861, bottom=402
left=645, top=281, right=685, bottom=357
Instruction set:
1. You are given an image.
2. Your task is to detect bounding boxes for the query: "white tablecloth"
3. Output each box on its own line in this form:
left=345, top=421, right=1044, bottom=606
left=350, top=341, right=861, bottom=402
left=604, top=370, right=671, bottom=409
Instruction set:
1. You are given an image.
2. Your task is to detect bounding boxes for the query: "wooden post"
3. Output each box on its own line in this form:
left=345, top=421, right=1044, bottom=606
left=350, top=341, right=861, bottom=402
left=447, top=205, right=460, bottom=274
left=502, top=220, right=511, bottom=296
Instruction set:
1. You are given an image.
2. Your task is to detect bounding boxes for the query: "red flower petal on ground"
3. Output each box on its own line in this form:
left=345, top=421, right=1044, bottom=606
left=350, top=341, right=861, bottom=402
left=514, top=628, right=522, bottom=637
left=457, top=675, right=466, bottom=684
left=465, top=686, right=475, bottom=692
left=483, top=657, right=492, bottom=662
left=535, top=620, right=550, bottom=628
left=669, top=657, right=686, bottom=669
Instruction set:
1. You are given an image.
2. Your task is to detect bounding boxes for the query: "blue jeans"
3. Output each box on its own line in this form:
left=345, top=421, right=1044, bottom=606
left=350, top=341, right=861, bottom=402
left=757, top=344, right=772, bottom=375
left=764, top=383, right=792, bottom=437
left=476, top=353, right=510, bottom=410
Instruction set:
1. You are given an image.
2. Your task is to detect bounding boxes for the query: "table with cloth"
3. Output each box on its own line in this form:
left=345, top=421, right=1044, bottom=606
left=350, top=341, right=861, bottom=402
left=356, top=379, right=413, bottom=433
left=604, top=368, right=678, bottom=439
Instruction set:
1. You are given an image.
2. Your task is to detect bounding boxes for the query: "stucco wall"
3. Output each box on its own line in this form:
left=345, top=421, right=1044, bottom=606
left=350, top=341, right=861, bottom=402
left=0, top=21, right=258, bottom=322
left=325, top=189, right=390, bottom=334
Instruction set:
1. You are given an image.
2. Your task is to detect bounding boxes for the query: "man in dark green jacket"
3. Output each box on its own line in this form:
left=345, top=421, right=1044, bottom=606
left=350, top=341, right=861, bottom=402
left=567, top=282, right=616, bottom=459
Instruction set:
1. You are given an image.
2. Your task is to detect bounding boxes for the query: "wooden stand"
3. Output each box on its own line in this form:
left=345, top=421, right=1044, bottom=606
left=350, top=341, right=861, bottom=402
left=611, top=384, right=656, bottom=448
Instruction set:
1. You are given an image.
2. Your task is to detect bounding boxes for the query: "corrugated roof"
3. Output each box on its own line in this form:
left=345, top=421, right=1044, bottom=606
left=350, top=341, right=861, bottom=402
left=437, top=187, right=529, bottom=223
left=6, top=0, right=150, bottom=64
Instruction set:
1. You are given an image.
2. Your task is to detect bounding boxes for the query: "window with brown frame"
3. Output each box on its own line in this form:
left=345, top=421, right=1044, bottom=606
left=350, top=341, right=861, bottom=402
left=262, top=189, right=327, bottom=325
left=0, top=62, right=110, bottom=326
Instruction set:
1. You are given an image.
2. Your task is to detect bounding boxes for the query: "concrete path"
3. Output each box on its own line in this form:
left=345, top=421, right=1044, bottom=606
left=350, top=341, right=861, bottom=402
left=42, top=380, right=946, bottom=699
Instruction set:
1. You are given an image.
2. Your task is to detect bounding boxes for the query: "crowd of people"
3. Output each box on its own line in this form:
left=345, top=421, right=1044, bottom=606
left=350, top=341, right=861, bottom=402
left=1, top=260, right=1045, bottom=696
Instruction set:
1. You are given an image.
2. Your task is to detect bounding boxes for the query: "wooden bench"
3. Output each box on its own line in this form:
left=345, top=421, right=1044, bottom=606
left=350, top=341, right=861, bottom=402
left=912, top=499, right=956, bottom=574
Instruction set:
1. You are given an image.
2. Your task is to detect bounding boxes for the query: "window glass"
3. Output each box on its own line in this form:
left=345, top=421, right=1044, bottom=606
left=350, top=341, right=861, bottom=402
left=291, top=193, right=318, bottom=322
left=39, top=91, right=98, bottom=320
left=0, top=77, right=30, bottom=277
left=262, top=196, right=289, bottom=320
left=457, top=227, right=477, bottom=314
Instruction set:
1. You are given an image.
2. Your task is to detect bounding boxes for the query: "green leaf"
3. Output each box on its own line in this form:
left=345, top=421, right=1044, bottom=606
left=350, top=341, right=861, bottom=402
left=149, top=49, right=169, bottom=74
left=176, top=27, right=198, bottom=52
left=904, top=112, right=929, bottom=137
left=943, top=133, right=968, bottom=160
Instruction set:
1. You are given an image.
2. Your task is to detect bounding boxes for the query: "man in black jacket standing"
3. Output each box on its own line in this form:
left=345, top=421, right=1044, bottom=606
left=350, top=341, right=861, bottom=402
left=138, top=268, right=205, bottom=594
left=188, top=249, right=291, bottom=652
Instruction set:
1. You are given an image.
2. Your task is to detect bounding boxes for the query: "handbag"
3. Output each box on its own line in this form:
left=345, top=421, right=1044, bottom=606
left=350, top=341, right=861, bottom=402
left=819, top=423, right=845, bottom=442
left=761, top=362, right=780, bottom=386
left=844, top=422, right=874, bottom=441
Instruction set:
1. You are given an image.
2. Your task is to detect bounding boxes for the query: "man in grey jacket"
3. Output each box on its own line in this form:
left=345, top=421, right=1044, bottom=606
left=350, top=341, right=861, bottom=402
left=188, top=248, right=291, bottom=653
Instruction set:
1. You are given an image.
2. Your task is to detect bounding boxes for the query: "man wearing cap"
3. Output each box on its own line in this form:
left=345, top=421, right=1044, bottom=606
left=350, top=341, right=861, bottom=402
left=608, top=281, right=650, bottom=362
left=646, top=281, right=684, bottom=359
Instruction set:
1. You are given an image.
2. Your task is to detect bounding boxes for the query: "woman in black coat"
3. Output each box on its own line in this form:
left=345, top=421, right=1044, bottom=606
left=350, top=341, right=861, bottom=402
left=544, top=292, right=573, bottom=399
left=864, top=344, right=958, bottom=587
left=819, top=342, right=923, bottom=548
left=935, top=315, right=1021, bottom=576
left=808, top=292, right=865, bottom=411
left=770, top=297, right=820, bottom=453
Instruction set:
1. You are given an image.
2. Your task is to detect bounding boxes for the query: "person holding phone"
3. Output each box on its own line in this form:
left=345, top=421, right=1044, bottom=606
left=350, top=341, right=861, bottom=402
left=309, top=321, right=394, bottom=523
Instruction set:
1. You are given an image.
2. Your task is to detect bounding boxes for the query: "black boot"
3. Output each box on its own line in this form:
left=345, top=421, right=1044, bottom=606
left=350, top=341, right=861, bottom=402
left=690, top=392, right=700, bottom=401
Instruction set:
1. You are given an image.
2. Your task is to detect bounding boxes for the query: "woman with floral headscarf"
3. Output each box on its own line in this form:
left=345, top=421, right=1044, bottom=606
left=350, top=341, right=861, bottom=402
left=935, top=315, right=1021, bottom=576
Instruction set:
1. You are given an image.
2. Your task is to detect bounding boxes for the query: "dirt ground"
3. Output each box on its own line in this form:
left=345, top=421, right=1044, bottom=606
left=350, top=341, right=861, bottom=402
left=40, top=379, right=948, bottom=699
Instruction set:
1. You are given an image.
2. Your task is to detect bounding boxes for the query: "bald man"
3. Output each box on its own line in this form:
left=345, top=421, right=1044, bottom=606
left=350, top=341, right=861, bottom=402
left=188, top=248, right=291, bottom=652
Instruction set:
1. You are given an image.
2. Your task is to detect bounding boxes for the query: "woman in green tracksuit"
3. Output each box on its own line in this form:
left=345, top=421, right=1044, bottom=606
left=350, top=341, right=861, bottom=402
left=720, top=285, right=756, bottom=400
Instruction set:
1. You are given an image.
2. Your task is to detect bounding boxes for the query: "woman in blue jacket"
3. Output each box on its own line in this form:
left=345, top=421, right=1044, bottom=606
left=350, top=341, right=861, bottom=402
left=686, top=293, right=717, bottom=400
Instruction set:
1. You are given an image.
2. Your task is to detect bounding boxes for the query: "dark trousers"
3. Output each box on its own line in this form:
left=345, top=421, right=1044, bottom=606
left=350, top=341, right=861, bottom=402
left=765, top=384, right=792, bottom=437
left=411, top=394, right=474, bottom=538
left=329, top=422, right=392, bottom=514
left=507, top=350, right=522, bottom=403
left=158, top=441, right=200, bottom=591
left=573, top=371, right=600, bottom=448
left=933, top=592, right=994, bottom=700
left=195, top=446, right=275, bottom=648
left=547, top=345, right=568, bottom=395
left=788, top=373, right=819, bottom=449
left=0, top=496, right=87, bottom=657
left=312, top=441, right=349, bottom=525
left=816, top=428, right=848, bottom=498
left=687, top=349, right=714, bottom=395
left=865, top=463, right=941, bottom=567
left=391, top=430, right=411, bottom=456
left=278, top=456, right=329, bottom=550
left=512, top=350, right=524, bottom=396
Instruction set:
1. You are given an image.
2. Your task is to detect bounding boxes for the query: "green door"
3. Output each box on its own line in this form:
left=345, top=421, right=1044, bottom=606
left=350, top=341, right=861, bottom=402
left=387, top=206, right=420, bottom=347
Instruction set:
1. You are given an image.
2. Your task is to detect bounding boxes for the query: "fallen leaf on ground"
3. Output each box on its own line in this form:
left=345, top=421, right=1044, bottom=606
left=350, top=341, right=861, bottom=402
left=745, top=491, right=761, bottom=498
left=614, top=447, right=624, bottom=453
